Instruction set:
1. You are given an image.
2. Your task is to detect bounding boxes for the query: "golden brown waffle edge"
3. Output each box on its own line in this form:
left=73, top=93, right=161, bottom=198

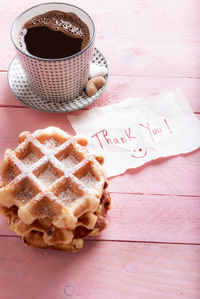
left=0, top=127, right=111, bottom=252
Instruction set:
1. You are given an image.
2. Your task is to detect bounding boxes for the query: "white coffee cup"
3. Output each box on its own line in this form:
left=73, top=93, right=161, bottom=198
left=11, top=2, right=95, bottom=101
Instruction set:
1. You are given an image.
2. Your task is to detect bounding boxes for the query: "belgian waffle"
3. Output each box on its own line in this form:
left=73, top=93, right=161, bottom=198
left=0, top=127, right=111, bottom=252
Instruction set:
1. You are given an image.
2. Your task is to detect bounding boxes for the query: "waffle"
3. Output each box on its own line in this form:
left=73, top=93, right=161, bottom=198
left=0, top=127, right=111, bottom=252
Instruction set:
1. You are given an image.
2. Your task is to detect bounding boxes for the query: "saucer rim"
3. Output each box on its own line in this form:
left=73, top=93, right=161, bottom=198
left=7, top=47, right=109, bottom=113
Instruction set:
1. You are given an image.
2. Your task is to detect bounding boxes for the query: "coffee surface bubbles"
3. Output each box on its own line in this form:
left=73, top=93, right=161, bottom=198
left=19, top=10, right=90, bottom=59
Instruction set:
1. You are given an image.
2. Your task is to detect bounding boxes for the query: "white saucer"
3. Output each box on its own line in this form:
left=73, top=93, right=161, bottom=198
left=8, top=48, right=108, bottom=113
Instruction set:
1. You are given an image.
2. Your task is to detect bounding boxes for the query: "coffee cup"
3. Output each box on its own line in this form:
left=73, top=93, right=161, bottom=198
left=11, top=2, right=95, bottom=102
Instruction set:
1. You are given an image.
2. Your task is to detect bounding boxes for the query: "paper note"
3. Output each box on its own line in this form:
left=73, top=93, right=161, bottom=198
left=68, top=89, right=200, bottom=177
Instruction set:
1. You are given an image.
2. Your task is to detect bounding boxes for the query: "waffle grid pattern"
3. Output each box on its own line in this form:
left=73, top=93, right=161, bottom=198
left=0, top=127, right=110, bottom=252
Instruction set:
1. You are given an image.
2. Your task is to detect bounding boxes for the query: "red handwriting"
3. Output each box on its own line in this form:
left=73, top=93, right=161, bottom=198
left=124, top=128, right=136, bottom=141
left=131, top=148, right=147, bottom=159
left=91, top=119, right=173, bottom=153
left=139, top=118, right=173, bottom=142
left=91, top=128, right=135, bottom=149
left=164, top=118, right=173, bottom=133
left=139, top=122, right=154, bottom=142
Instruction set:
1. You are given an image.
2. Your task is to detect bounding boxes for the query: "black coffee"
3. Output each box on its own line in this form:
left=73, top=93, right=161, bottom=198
left=19, top=10, right=90, bottom=59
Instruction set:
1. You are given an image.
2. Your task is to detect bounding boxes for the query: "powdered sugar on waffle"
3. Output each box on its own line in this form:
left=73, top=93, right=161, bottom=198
left=81, top=172, right=97, bottom=187
left=0, top=127, right=111, bottom=252
left=22, top=152, right=39, bottom=166
left=58, top=189, right=78, bottom=206
left=61, top=154, right=79, bottom=169
left=16, top=187, right=35, bottom=202
left=0, top=126, right=107, bottom=230
left=43, top=138, right=59, bottom=149
left=37, top=165, right=58, bottom=188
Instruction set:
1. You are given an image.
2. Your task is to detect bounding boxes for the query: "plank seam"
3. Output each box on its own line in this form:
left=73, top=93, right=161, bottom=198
left=0, top=106, right=199, bottom=115
left=0, top=235, right=200, bottom=246
left=109, top=192, right=200, bottom=197
left=87, top=239, right=200, bottom=246
left=1, top=69, right=200, bottom=79
left=0, top=234, right=200, bottom=246
left=109, top=74, right=200, bottom=79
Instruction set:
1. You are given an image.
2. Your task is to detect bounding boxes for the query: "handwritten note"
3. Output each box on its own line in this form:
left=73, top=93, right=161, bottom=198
left=68, top=89, right=200, bottom=177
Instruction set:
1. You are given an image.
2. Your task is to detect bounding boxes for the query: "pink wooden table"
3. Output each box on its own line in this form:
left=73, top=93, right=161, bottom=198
left=0, top=1, right=200, bottom=298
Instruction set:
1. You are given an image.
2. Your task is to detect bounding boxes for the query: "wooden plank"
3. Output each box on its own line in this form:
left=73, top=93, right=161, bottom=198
left=1, top=72, right=200, bottom=112
left=0, top=108, right=199, bottom=196
left=1, top=193, right=200, bottom=245
left=0, top=1, right=199, bottom=297
left=0, top=216, right=11, bottom=235
left=1, top=0, right=200, bottom=17
left=98, top=193, right=200, bottom=244
left=0, top=237, right=200, bottom=299
left=1, top=10, right=200, bottom=47
left=0, top=1, right=200, bottom=77
left=94, top=13, right=200, bottom=41
left=3, top=37, right=199, bottom=77
left=99, top=38, right=200, bottom=77
left=109, top=149, right=200, bottom=196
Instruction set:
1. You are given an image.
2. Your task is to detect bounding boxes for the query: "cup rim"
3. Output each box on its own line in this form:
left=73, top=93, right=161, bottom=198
left=11, top=2, right=96, bottom=61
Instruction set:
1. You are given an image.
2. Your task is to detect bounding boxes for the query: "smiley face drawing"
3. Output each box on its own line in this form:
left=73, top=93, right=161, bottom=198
left=131, top=147, right=147, bottom=158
